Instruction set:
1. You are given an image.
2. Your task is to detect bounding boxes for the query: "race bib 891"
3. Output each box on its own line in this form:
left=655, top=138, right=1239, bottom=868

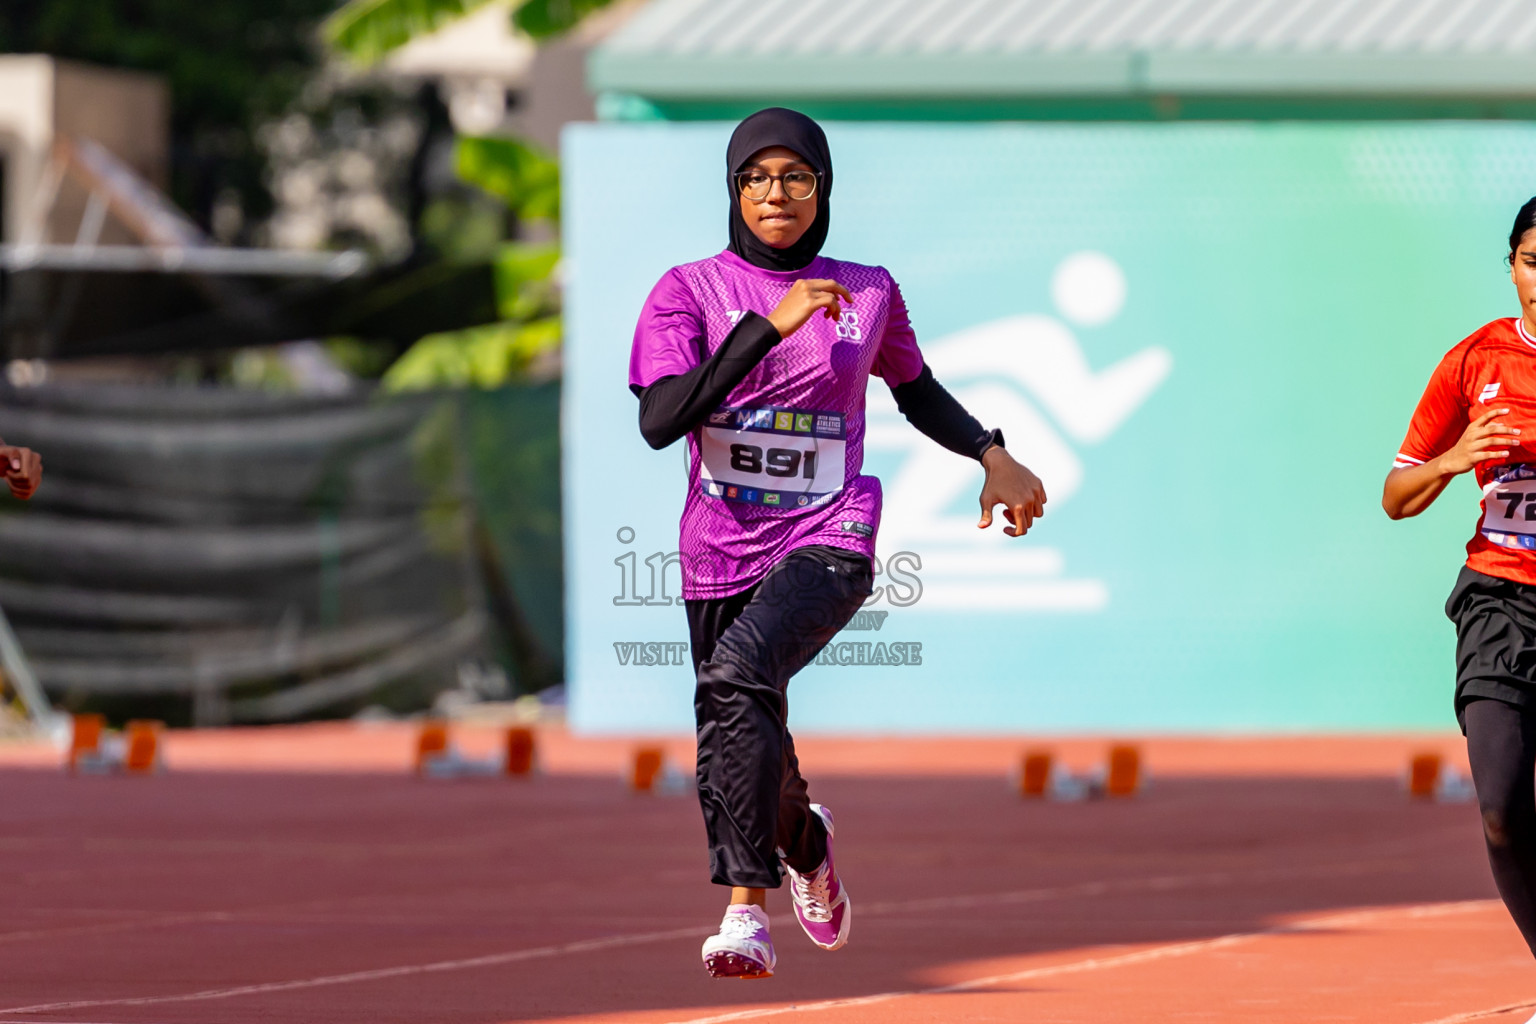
left=1483, top=463, right=1536, bottom=549
left=698, top=406, right=846, bottom=508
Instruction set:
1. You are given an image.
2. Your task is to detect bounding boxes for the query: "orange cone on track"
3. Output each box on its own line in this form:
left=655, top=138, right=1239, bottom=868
left=505, top=727, right=536, bottom=777
left=1019, top=750, right=1053, bottom=798
left=68, top=713, right=104, bottom=774
left=123, top=720, right=163, bottom=775
left=1409, top=752, right=1444, bottom=799
left=416, top=720, right=449, bottom=775
left=631, top=747, right=664, bottom=793
left=1105, top=744, right=1141, bottom=797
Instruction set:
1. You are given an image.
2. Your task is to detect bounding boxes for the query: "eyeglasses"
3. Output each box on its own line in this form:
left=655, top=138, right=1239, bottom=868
left=735, top=169, right=819, bottom=202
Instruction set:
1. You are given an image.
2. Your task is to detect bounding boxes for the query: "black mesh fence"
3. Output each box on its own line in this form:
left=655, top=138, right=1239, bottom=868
left=0, top=379, right=563, bottom=725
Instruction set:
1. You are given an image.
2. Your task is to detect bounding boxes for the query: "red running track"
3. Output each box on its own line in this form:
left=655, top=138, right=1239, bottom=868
left=0, top=725, right=1530, bottom=1024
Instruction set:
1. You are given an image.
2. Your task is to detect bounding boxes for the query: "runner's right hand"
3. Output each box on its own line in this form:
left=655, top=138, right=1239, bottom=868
left=767, top=279, right=853, bottom=340
left=1439, top=407, right=1521, bottom=475
left=0, top=445, right=41, bottom=500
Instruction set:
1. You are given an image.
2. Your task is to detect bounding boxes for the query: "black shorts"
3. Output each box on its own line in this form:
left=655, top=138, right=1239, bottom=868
left=1446, top=565, right=1536, bottom=732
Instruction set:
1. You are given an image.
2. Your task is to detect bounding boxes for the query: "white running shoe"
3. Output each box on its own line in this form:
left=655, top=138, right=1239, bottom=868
left=783, top=803, right=851, bottom=951
left=701, top=904, right=775, bottom=979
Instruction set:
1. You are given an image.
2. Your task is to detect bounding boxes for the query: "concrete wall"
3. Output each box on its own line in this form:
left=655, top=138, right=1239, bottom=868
left=0, top=56, right=55, bottom=246
left=0, top=56, right=170, bottom=245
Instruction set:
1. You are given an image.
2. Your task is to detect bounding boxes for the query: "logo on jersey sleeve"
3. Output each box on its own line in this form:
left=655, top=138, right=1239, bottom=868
left=1482, top=382, right=1502, bottom=403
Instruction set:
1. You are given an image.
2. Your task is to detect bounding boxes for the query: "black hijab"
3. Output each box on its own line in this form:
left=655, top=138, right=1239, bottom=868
left=726, top=107, right=832, bottom=272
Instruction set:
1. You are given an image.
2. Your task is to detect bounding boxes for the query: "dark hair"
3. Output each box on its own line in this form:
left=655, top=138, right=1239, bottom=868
left=1510, top=197, right=1536, bottom=266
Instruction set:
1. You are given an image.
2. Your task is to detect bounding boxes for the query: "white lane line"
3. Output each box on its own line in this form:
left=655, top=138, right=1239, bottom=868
left=1410, top=1000, right=1536, bottom=1024
left=0, top=847, right=1469, bottom=1016
left=0, top=925, right=709, bottom=1015
left=659, top=900, right=1501, bottom=1024
left=2, top=844, right=1430, bottom=949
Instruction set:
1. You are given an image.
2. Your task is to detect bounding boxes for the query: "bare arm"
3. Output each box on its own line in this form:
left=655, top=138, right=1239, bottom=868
left=1382, top=460, right=1459, bottom=520
left=1383, top=406, right=1517, bottom=520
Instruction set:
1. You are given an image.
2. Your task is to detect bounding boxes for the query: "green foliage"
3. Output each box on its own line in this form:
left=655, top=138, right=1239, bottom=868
left=418, top=195, right=508, bottom=264
left=323, top=0, right=497, bottom=66
left=325, top=337, right=399, bottom=379
left=512, top=0, right=619, bottom=40
left=228, top=348, right=302, bottom=391
left=455, top=135, right=561, bottom=223
left=383, top=316, right=560, bottom=392
left=325, top=0, right=621, bottom=64
left=383, top=145, right=562, bottom=389
left=321, top=0, right=595, bottom=391
left=494, top=242, right=560, bottom=320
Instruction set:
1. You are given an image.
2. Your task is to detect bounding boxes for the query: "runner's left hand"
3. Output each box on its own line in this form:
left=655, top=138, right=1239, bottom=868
left=977, top=447, right=1046, bottom=538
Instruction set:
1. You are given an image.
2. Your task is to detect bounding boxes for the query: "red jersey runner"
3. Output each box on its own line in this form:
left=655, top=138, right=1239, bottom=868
left=1398, top=317, right=1536, bottom=585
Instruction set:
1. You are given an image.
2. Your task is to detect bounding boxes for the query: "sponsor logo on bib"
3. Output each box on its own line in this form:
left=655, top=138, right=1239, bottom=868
left=699, top=404, right=848, bottom=507
left=1483, top=463, right=1536, bottom=549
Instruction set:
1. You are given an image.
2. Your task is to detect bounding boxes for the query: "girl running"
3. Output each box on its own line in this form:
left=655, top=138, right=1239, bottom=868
left=628, top=107, right=1048, bottom=979
left=1385, top=196, right=1536, bottom=966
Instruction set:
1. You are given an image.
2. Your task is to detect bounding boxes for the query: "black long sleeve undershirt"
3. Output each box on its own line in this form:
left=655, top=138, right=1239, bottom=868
left=631, top=312, right=781, bottom=450
left=632, top=321, right=1003, bottom=461
left=890, top=363, right=1003, bottom=461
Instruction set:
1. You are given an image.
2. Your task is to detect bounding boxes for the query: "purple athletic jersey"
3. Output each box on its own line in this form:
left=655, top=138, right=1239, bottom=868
left=629, top=249, right=924, bottom=599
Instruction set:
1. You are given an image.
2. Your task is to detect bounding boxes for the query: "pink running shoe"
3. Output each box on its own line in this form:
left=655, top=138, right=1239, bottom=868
left=783, top=803, right=851, bottom=950
left=701, top=904, right=775, bottom=979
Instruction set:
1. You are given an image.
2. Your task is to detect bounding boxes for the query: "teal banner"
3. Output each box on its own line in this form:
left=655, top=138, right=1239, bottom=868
left=563, top=121, right=1533, bottom=733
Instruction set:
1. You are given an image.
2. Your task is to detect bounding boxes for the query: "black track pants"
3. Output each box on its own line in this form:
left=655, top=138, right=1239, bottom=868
left=687, top=545, right=873, bottom=889
left=1464, top=697, right=1536, bottom=957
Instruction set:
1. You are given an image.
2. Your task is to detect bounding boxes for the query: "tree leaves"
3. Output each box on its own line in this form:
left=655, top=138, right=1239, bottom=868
left=511, top=0, right=619, bottom=40
left=454, top=135, right=560, bottom=223
left=323, top=0, right=498, bottom=65
left=494, top=242, right=561, bottom=321
left=383, top=316, right=561, bottom=391
left=323, top=0, right=621, bottom=64
left=320, top=0, right=607, bottom=391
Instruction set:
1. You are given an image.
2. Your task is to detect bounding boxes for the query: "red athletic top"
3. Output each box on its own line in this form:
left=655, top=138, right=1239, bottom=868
left=1398, top=317, right=1536, bottom=585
